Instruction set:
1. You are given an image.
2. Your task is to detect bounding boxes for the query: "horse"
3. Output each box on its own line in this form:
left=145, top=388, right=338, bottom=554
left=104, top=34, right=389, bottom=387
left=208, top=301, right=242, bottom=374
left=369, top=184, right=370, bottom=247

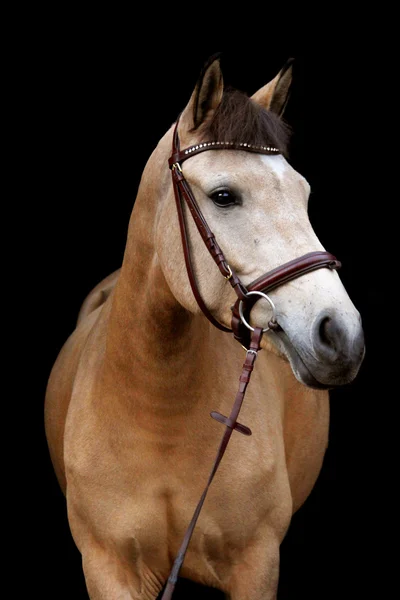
left=44, top=55, right=365, bottom=600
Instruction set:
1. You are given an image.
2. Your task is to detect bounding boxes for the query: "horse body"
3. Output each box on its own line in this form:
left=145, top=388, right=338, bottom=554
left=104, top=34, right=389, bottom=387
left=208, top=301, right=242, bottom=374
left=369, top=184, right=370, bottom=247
left=45, top=57, right=364, bottom=599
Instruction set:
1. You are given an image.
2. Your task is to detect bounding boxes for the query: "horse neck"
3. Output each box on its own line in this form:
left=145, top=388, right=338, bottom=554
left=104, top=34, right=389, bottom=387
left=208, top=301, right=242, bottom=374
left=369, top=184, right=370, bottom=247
left=103, top=130, right=213, bottom=412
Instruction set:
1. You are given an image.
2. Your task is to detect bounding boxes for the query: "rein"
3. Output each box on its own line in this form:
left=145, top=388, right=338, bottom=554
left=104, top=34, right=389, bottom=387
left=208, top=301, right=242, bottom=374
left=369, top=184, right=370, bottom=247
left=161, top=119, right=340, bottom=599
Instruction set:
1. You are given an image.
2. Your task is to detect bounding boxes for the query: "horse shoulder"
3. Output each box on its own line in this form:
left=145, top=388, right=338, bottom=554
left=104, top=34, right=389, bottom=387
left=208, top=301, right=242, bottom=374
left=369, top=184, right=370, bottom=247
left=45, top=295, right=111, bottom=493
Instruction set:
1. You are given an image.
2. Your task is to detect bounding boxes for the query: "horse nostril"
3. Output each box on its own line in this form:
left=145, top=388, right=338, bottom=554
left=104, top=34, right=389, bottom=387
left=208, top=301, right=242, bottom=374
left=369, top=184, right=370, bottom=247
left=319, top=316, right=336, bottom=350
left=311, top=312, right=365, bottom=382
left=315, top=315, right=346, bottom=359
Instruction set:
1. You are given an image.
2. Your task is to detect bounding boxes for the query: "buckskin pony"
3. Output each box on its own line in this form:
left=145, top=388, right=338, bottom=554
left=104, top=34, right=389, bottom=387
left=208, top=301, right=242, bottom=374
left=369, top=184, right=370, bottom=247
left=45, top=56, right=365, bottom=599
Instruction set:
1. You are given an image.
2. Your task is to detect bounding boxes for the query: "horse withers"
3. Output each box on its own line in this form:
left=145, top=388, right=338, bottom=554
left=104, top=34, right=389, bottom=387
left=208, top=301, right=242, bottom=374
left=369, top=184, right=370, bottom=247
left=45, top=56, right=365, bottom=600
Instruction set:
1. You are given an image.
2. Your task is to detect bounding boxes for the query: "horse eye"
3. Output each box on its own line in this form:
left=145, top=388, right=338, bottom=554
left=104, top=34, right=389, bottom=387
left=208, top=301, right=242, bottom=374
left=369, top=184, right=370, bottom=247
left=210, top=190, right=238, bottom=208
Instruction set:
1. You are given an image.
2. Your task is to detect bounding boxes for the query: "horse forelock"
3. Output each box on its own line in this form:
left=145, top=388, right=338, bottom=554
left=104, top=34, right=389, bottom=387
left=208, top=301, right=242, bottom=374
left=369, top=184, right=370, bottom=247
left=195, top=88, right=291, bottom=155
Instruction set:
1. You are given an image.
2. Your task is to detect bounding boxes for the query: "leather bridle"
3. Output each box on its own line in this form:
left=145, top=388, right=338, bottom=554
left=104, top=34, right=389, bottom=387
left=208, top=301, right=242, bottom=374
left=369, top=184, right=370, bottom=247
left=161, top=118, right=341, bottom=599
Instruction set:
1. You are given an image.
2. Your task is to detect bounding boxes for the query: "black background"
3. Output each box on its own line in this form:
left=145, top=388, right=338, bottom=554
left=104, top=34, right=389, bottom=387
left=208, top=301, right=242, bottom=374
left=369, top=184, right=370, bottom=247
left=22, top=42, right=388, bottom=599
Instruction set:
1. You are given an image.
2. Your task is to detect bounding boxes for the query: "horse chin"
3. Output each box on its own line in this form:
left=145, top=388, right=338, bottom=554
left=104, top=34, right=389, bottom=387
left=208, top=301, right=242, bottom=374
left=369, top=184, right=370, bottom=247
left=270, top=329, right=334, bottom=390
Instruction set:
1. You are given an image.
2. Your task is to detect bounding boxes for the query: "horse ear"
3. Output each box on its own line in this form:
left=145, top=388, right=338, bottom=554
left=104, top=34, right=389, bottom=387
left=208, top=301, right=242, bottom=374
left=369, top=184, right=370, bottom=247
left=178, top=54, right=224, bottom=141
left=251, top=58, right=294, bottom=117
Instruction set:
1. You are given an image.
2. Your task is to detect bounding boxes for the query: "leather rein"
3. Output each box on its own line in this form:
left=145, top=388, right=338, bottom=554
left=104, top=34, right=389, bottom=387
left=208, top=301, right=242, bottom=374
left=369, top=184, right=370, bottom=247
left=161, top=119, right=341, bottom=599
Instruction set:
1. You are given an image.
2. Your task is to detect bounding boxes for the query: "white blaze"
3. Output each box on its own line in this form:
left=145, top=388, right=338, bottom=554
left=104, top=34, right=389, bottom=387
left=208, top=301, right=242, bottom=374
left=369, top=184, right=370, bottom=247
left=260, top=154, right=289, bottom=179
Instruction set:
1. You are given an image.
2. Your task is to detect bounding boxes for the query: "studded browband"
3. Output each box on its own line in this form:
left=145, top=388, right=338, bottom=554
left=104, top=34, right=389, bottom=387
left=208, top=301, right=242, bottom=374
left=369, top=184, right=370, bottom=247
left=170, top=139, right=280, bottom=166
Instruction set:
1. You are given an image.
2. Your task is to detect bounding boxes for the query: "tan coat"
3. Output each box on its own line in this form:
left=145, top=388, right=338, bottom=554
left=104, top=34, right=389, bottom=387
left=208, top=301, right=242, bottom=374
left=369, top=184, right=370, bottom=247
left=45, top=57, right=364, bottom=600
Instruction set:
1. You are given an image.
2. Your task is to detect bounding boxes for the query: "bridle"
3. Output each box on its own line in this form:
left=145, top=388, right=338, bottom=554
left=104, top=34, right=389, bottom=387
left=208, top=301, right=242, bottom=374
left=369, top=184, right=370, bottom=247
left=161, top=117, right=341, bottom=599
left=168, top=120, right=341, bottom=347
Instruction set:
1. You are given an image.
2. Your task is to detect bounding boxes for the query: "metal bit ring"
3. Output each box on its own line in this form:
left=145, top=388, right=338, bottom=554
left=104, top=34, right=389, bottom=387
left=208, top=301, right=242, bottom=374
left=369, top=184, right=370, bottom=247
left=238, top=291, right=277, bottom=333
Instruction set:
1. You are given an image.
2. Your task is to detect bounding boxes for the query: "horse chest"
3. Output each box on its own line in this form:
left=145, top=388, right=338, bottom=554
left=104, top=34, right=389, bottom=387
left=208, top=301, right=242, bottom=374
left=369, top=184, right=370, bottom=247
left=92, top=473, right=281, bottom=589
left=131, top=441, right=286, bottom=553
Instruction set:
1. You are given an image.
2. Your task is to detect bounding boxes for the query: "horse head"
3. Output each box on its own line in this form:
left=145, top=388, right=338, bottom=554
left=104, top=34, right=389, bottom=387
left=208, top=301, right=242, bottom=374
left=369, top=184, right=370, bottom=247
left=153, top=56, right=365, bottom=389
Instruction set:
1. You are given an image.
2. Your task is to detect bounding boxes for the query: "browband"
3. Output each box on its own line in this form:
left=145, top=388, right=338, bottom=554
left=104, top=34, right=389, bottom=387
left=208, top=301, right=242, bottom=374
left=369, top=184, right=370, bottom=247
left=169, top=140, right=281, bottom=169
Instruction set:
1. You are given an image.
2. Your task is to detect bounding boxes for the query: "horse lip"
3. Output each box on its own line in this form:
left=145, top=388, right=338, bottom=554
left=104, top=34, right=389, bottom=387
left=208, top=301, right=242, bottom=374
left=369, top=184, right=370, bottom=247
left=271, top=327, right=336, bottom=390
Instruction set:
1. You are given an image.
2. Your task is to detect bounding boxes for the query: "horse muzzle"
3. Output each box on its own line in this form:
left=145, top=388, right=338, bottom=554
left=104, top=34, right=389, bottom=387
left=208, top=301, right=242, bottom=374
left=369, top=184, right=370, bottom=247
left=272, top=309, right=366, bottom=389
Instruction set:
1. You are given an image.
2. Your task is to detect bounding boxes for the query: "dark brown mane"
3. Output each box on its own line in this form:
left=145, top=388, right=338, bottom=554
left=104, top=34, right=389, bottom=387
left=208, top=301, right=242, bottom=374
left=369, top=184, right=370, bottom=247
left=198, top=88, right=291, bottom=155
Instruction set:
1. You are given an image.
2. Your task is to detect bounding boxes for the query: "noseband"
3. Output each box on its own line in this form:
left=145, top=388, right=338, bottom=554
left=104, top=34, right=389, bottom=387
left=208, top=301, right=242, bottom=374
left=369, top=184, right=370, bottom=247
left=161, top=118, right=340, bottom=599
